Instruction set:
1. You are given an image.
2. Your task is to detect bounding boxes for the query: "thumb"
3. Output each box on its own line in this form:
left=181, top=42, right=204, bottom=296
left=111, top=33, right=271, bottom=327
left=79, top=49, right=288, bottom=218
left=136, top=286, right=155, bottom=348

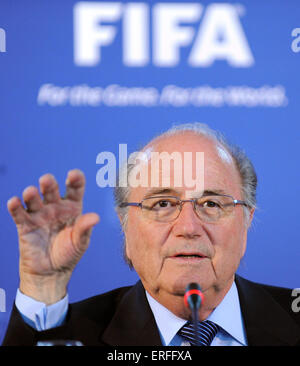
left=71, top=213, right=100, bottom=252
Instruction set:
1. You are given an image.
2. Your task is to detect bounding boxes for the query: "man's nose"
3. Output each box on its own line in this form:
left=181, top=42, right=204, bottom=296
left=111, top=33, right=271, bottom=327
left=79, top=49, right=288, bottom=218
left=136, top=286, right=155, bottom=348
left=172, top=201, right=204, bottom=238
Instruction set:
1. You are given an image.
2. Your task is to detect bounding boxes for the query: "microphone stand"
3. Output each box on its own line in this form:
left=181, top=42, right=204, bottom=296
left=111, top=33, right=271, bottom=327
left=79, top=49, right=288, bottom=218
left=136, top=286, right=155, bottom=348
left=192, top=306, right=200, bottom=346
left=184, top=282, right=204, bottom=347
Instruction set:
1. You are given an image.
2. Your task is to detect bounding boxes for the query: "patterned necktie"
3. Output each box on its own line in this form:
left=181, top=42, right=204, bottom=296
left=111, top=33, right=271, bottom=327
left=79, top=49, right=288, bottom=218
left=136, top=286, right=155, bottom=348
left=178, top=320, right=220, bottom=346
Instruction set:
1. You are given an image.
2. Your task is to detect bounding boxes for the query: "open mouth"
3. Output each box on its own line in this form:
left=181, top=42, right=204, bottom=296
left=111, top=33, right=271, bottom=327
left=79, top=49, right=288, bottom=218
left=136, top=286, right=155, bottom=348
left=172, top=253, right=207, bottom=259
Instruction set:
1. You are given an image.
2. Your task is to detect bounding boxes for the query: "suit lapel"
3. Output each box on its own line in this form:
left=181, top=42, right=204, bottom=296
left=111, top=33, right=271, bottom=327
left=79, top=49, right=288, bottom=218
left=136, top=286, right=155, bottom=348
left=101, top=281, right=162, bottom=346
left=235, top=275, right=300, bottom=346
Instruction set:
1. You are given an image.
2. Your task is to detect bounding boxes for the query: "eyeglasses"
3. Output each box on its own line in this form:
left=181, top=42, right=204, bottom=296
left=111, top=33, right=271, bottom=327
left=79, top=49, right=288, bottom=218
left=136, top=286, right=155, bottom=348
left=119, top=195, right=248, bottom=223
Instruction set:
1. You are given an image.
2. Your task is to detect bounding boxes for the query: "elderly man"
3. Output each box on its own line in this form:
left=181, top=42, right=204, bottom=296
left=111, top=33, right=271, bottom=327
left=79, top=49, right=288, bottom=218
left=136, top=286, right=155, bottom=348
left=3, top=123, right=300, bottom=346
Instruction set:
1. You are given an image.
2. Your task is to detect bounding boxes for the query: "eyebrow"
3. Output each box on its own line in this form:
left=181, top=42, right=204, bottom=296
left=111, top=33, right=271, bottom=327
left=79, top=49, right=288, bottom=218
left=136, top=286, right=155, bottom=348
left=202, top=189, right=227, bottom=196
left=143, top=188, right=228, bottom=199
left=143, top=188, right=181, bottom=199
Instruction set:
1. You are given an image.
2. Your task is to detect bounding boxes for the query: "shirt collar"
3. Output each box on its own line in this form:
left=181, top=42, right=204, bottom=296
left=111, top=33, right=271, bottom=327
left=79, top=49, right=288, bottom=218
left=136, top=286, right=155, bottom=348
left=146, top=291, right=186, bottom=346
left=206, top=281, right=247, bottom=345
left=146, top=281, right=246, bottom=346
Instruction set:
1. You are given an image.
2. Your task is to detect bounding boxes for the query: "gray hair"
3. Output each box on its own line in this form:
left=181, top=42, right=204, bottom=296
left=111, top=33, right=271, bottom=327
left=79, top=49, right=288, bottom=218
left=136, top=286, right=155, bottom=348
left=114, top=122, right=257, bottom=266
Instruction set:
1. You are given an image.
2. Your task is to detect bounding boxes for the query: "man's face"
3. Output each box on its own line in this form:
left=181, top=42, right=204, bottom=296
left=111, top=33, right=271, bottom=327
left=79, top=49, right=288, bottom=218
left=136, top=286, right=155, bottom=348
left=124, top=132, right=253, bottom=305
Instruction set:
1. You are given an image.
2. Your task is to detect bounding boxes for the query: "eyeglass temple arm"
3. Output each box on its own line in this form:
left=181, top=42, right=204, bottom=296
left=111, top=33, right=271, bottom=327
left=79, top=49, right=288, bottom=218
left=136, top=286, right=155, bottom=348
left=119, top=202, right=141, bottom=208
left=233, top=199, right=249, bottom=208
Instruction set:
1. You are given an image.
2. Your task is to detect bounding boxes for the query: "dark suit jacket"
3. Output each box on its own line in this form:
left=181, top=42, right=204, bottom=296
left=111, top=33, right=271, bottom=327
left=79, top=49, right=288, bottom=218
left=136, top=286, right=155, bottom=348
left=2, top=276, right=300, bottom=346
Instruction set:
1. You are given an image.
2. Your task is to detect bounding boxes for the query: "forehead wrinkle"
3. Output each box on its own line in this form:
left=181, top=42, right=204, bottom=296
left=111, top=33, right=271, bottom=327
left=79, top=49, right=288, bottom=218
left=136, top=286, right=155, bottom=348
left=186, top=188, right=228, bottom=199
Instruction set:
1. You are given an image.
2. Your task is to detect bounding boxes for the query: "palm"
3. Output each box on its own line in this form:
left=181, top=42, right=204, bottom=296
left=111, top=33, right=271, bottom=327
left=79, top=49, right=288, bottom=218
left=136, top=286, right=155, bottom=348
left=18, top=199, right=82, bottom=275
left=8, top=170, right=99, bottom=279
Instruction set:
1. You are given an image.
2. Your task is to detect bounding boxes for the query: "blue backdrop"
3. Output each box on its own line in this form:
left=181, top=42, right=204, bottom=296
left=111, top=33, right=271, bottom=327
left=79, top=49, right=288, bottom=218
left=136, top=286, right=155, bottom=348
left=0, top=0, right=299, bottom=343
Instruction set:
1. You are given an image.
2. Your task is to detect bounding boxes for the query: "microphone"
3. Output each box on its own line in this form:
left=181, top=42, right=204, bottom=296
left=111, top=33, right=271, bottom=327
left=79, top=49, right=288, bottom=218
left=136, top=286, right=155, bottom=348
left=184, top=283, right=204, bottom=346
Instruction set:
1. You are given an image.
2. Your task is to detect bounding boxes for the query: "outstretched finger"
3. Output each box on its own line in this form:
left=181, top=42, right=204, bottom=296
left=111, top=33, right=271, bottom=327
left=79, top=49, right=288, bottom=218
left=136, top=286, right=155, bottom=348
left=71, top=213, right=100, bottom=251
left=39, top=174, right=61, bottom=204
left=65, top=169, right=86, bottom=203
left=23, top=186, right=43, bottom=212
left=7, top=196, right=30, bottom=226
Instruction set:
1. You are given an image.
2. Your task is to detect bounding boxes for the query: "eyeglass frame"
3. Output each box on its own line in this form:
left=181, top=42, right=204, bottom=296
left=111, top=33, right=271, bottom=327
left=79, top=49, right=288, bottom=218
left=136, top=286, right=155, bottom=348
left=119, top=194, right=249, bottom=223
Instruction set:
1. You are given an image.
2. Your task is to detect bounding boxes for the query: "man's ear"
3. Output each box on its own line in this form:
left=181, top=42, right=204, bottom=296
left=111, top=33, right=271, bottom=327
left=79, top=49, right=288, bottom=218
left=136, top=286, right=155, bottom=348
left=247, top=208, right=255, bottom=229
left=117, top=210, right=127, bottom=231
left=117, top=212, right=131, bottom=261
left=241, top=208, right=255, bottom=258
left=125, top=238, right=131, bottom=263
left=117, top=212, right=123, bottom=226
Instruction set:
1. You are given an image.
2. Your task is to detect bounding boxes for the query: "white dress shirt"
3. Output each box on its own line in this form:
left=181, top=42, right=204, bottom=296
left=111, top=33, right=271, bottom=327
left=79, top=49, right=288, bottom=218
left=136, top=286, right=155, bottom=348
left=146, top=281, right=247, bottom=346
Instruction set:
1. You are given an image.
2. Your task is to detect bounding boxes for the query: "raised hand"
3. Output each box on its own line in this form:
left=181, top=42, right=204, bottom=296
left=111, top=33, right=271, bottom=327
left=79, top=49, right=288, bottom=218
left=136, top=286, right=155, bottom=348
left=7, top=169, right=100, bottom=304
